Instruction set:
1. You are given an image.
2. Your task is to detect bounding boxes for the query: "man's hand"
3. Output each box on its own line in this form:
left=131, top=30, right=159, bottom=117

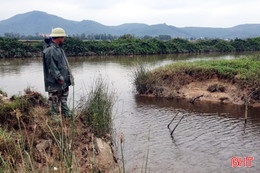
left=58, top=80, right=64, bottom=84
left=57, top=75, right=64, bottom=85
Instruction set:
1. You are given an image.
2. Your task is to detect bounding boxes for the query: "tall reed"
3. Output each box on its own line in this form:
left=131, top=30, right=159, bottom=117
left=133, top=65, right=153, bottom=95
left=80, top=77, right=114, bottom=137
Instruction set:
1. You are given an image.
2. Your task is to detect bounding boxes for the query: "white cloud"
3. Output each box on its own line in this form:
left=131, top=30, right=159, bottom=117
left=0, top=0, right=260, bottom=27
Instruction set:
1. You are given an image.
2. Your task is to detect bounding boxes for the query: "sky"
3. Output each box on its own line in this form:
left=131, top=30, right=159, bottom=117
left=0, top=0, right=260, bottom=27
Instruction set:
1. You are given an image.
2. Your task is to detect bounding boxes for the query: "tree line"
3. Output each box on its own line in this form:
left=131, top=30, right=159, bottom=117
left=3, top=32, right=182, bottom=41
left=1, top=35, right=260, bottom=58
left=63, top=35, right=260, bottom=56
left=0, top=37, right=41, bottom=58
left=3, top=32, right=120, bottom=41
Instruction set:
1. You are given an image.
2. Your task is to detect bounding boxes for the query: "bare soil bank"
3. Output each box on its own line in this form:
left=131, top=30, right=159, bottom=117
left=142, top=77, right=259, bottom=108
left=136, top=58, right=260, bottom=108
left=0, top=90, right=118, bottom=172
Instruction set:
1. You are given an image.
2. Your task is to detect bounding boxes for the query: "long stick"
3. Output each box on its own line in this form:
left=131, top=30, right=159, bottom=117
left=170, top=113, right=187, bottom=136
left=70, top=84, right=75, bottom=171
left=167, top=112, right=180, bottom=128
left=245, top=97, right=248, bottom=124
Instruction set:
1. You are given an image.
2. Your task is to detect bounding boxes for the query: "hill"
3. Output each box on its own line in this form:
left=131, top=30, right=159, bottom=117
left=1, top=11, right=260, bottom=39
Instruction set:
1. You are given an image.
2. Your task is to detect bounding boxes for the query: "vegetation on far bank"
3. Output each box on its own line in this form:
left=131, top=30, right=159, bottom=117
left=134, top=56, right=260, bottom=102
left=0, top=37, right=41, bottom=58
left=0, top=78, right=116, bottom=172
left=2, top=35, right=260, bottom=58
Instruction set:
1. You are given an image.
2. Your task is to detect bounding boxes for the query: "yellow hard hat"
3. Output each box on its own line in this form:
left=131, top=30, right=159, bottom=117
left=50, top=27, right=67, bottom=37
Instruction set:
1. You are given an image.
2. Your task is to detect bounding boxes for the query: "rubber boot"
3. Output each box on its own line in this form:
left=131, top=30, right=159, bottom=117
left=61, top=103, right=71, bottom=117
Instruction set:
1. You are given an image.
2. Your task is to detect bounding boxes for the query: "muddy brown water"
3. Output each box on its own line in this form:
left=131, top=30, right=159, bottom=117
left=0, top=53, right=260, bottom=172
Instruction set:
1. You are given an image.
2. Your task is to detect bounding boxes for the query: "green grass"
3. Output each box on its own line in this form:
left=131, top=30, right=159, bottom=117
left=0, top=88, right=48, bottom=126
left=134, top=65, right=153, bottom=95
left=80, top=78, right=115, bottom=138
left=154, top=57, right=260, bottom=83
left=0, top=89, right=7, bottom=96
left=0, top=127, right=20, bottom=166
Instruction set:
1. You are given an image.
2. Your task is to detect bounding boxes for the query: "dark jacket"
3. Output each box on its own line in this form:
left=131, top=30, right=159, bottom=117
left=43, top=39, right=74, bottom=92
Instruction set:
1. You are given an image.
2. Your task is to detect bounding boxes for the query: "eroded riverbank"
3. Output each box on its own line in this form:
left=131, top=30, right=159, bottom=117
left=135, top=57, right=260, bottom=108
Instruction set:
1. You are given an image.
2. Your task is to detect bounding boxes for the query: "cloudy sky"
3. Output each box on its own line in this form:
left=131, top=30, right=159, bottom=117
left=0, top=0, right=260, bottom=27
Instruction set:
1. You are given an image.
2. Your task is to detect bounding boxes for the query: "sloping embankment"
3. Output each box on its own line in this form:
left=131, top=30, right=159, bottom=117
left=134, top=57, right=260, bottom=107
left=0, top=89, right=118, bottom=172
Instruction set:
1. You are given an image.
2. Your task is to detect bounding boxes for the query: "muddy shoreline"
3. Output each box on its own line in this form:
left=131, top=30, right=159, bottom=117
left=135, top=58, right=260, bottom=109
left=140, top=78, right=260, bottom=108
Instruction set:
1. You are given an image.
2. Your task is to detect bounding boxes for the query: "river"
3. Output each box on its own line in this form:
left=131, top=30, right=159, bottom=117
left=0, top=52, right=260, bottom=173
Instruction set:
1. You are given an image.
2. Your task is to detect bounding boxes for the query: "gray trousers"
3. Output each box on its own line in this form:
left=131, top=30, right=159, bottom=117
left=48, top=87, right=70, bottom=117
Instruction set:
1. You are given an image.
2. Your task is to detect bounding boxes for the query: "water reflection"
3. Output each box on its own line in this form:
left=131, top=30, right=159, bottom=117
left=135, top=96, right=260, bottom=118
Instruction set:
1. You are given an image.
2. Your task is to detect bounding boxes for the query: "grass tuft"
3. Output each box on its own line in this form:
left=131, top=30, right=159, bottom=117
left=0, top=127, right=20, bottom=167
left=0, top=89, right=7, bottom=97
left=0, top=88, right=48, bottom=128
left=133, top=65, right=154, bottom=95
left=80, top=77, right=115, bottom=138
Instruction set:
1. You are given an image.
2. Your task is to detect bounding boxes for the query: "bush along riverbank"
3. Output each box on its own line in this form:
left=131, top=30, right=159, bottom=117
left=2, top=36, right=260, bottom=58
left=134, top=56, right=260, bottom=107
left=0, top=37, right=42, bottom=58
left=0, top=82, right=118, bottom=172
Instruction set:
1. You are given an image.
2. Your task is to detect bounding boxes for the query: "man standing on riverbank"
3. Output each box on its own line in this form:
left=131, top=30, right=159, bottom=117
left=43, top=27, right=74, bottom=118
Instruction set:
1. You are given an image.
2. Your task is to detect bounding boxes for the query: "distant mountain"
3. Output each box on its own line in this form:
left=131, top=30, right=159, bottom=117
left=182, top=24, right=260, bottom=39
left=227, top=24, right=260, bottom=38
left=181, top=27, right=229, bottom=39
left=0, top=11, right=77, bottom=35
left=0, top=11, right=260, bottom=39
left=111, top=23, right=191, bottom=37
